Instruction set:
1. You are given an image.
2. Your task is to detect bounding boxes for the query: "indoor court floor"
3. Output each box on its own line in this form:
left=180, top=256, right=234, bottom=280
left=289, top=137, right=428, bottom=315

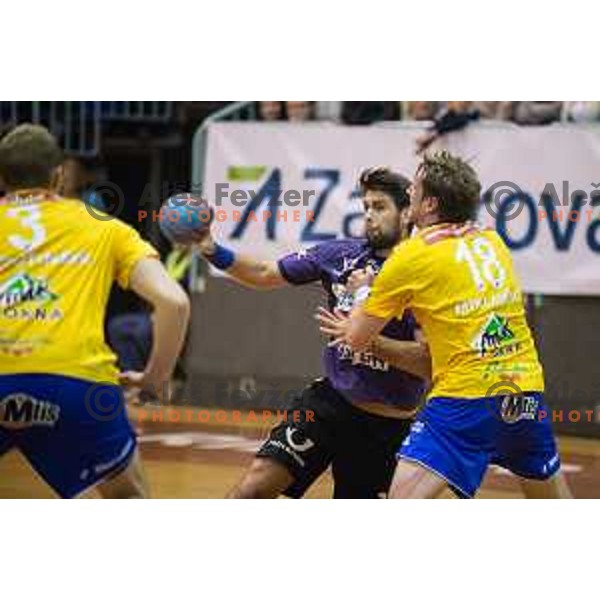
left=1, top=406, right=600, bottom=499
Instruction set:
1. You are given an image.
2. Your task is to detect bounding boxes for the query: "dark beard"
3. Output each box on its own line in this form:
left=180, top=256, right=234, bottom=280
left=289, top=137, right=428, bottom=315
left=366, top=225, right=402, bottom=250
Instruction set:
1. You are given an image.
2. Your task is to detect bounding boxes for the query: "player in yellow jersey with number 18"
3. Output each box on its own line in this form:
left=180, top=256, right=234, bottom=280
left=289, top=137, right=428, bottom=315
left=0, top=125, right=190, bottom=498
left=339, top=151, right=571, bottom=499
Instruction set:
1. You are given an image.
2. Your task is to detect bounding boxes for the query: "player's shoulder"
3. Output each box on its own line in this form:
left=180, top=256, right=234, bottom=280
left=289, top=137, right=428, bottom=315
left=310, top=237, right=368, bottom=261
left=316, top=237, right=367, bottom=253
left=44, top=196, right=111, bottom=222
left=52, top=197, right=139, bottom=240
left=389, top=235, right=425, bottom=262
left=418, top=221, right=485, bottom=243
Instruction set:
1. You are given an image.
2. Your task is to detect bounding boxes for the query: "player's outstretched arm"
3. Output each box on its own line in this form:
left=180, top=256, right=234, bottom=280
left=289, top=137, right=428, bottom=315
left=127, top=258, right=191, bottom=398
left=196, top=234, right=286, bottom=289
left=344, top=307, right=387, bottom=351
left=316, top=307, right=431, bottom=380
left=370, top=337, right=431, bottom=381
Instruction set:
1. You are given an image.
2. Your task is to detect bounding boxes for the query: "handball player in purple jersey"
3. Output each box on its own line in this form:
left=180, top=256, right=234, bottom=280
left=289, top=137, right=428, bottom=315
left=196, top=168, right=430, bottom=498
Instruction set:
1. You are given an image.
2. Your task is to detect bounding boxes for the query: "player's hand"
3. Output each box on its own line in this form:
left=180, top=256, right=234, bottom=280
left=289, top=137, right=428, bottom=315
left=345, top=266, right=376, bottom=293
left=119, top=371, right=172, bottom=405
left=315, top=306, right=351, bottom=347
left=194, top=232, right=216, bottom=257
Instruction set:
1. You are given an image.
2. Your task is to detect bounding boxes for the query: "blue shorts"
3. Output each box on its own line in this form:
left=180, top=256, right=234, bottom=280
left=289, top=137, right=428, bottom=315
left=398, top=393, right=560, bottom=498
left=0, top=374, right=137, bottom=498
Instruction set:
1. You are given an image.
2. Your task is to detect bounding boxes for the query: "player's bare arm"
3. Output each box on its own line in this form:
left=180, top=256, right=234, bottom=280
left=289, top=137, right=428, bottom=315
left=316, top=307, right=431, bottom=380
left=122, top=257, right=191, bottom=400
left=370, top=337, right=431, bottom=381
left=196, top=230, right=286, bottom=289
left=340, top=306, right=388, bottom=352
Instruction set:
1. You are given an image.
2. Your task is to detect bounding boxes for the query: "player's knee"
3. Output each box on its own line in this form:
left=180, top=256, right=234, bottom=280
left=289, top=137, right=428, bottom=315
left=388, top=460, right=446, bottom=499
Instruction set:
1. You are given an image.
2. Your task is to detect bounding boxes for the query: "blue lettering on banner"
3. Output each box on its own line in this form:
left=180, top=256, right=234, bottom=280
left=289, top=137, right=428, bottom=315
left=230, top=169, right=282, bottom=240
left=496, top=193, right=537, bottom=250
left=300, top=169, right=339, bottom=242
left=342, top=186, right=365, bottom=239
left=229, top=168, right=345, bottom=242
left=587, top=217, right=600, bottom=252
left=542, top=194, right=583, bottom=251
left=495, top=192, right=600, bottom=253
left=225, top=165, right=600, bottom=253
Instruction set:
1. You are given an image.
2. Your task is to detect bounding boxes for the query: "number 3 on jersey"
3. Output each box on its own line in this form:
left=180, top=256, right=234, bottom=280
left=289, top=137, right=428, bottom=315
left=7, top=205, right=46, bottom=251
left=456, top=237, right=506, bottom=291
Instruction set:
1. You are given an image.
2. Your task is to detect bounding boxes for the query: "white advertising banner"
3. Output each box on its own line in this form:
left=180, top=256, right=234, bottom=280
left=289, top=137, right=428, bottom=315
left=201, top=122, right=600, bottom=295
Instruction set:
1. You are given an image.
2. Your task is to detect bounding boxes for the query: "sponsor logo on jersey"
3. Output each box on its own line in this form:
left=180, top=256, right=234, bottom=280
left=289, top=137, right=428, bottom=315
left=472, top=313, right=516, bottom=357
left=2, top=307, right=64, bottom=322
left=454, top=290, right=520, bottom=317
left=0, top=393, right=60, bottom=429
left=0, top=251, right=92, bottom=267
left=499, top=394, right=539, bottom=424
left=0, top=274, right=63, bottom=321
left=0, top=273, right=59, bottom=308
left=331, top=283, right=356, bottom=312
left=0, top=336, right=46, bottom=357
left=285, top=427, right=315, bottom=453
left=482, top=362, right=528, bottom=383
left=337, top=344, right=389, bottom=371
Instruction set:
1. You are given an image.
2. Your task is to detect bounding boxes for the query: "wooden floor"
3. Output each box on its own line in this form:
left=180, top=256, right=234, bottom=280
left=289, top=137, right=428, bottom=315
left=2, top=407, right=600, bottom=498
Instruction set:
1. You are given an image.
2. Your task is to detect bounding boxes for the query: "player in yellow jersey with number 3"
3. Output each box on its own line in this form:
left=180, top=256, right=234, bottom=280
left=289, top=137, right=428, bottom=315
left=338, top=151, right=571, bottom=499
left=0, top=125, right=190, bottom=498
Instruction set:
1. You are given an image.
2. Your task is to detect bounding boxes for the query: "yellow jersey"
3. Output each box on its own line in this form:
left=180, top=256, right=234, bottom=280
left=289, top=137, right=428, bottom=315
left=0, top=194, right=158, bottom=384
left=363, top=222, right=544, bottom=399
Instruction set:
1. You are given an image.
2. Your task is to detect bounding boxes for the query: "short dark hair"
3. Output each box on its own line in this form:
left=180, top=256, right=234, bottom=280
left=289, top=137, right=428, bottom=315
left=359, top=166, right=411, bottom=211
left=418, top=150, right=481, bottom=223
left=0, top=123, right=63, bottom=189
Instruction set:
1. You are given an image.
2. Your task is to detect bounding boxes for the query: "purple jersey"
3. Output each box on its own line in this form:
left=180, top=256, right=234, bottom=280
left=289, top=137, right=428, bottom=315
left=278, top=239, right=425, bottom=410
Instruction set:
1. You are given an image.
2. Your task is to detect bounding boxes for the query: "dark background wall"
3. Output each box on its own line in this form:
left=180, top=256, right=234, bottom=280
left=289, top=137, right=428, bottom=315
left=184, top=277, right=324, bottom=410
left=184, top=284, right=600, bottom=438
left=534, top=296, right=600, bottom=437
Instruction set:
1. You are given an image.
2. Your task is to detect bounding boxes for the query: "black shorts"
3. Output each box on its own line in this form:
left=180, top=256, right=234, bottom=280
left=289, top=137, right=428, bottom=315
left=256, top=378, right=413, bottom=498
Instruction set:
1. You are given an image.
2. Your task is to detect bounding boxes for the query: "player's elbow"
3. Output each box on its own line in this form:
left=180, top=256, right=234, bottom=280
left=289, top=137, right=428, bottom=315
left=345, top=312, right=385, bottom=352
left=157, top=284, right=190, bottom=318
left=243, top=264, right=285, bottom=290
left=344, top=328, right=372, bottom=353
left=170, top=287, right=191, bottom=315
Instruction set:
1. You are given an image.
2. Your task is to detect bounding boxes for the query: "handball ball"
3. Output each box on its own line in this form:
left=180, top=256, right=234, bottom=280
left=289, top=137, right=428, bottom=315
left=159, top=193, right=213, bottom=245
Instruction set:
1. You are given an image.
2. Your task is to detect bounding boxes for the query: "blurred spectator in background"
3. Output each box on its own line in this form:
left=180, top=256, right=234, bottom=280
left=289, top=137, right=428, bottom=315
left=473, top=101, right=504, bottom=120
left=405, top=101, right=439, bottom=121
left=107, top=311, right=152, bottom=378
left=316, top=101, right=342, bottom=121
left=56, top=155, right=108, bottom=211
left=501, top=101, right=563, bottom=125
left=256, top=101, right=283, bottom=121
left=286, top=101, right=316, bottom=122
left=416, top=101, right=480, bottom=154
left=341, top=101, right=400, bottom=125
left=562, top=101, right=600, bottom=123
left=0, top=124, right=9, bottom=195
